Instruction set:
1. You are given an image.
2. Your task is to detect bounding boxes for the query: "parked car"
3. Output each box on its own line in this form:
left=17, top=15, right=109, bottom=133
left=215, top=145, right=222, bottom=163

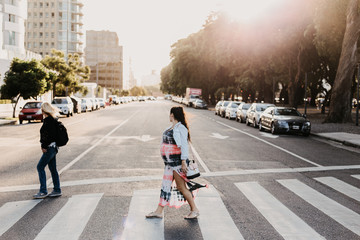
left=219, top=101, right=231, bottom=118
left=97, top=98, right=106, bottom=108
left=246, top=103, right=275, bottom=127
left=19, top=101, right=43, bottom=124
left=215, top=101, right=223, bottom=115
left=259, top=107, right=311, bottom=136
left=81, top=98, right=92, bottom=112
left=225, top=101, right=241, bottom=119
left=138, top=96, right=146, bottom=102
left=193, top=99, right=208, bottom=109
left=70, top=96, right=81, bottom=114
left=94, top=98, right=100, bottom=109
left=236, top=103, right=251, bottom=123
left=52, top=97, right=73, bottom=117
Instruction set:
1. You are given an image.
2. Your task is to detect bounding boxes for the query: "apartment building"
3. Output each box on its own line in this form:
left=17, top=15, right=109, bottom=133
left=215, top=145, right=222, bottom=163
left=85, top=30, right=123, bottom=91
left=0, top=0, right=40, bottom=85
left=25, top=0, right=84, bottom=59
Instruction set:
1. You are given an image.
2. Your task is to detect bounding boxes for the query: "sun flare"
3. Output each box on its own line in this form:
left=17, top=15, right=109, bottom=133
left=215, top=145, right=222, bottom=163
left=217, top=0, right=286, bottom=22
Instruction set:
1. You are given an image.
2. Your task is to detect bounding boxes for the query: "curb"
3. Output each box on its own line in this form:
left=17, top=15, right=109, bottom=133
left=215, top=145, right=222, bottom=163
left=311, top=132, right=360, bottom=149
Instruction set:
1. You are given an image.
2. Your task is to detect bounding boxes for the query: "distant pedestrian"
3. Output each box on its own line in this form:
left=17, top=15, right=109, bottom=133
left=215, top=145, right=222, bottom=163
left=146, top=106, right=206, bottom=219
left=33, top=102, right=62, bottom=199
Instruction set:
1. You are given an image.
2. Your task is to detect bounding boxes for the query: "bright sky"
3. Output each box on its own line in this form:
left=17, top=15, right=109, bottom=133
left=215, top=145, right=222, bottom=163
left=83, top=0, right=285, bottom=87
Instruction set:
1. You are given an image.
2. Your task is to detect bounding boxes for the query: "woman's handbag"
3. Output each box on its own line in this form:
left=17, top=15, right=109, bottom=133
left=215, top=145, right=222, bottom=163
left=186, top=160, right=200, bottom=179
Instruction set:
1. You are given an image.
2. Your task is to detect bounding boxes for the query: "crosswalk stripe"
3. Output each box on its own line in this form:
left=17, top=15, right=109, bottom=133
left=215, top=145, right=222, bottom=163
left=235, top=182, right=324, bottom=240
left=196, top=185, right=244, bottom=240
left=34, top=193, right=103, bottom=240
left=0, top=199, right=42, bottom=236
left=352, top=174, right=360, bottom=180
left=314, top=177, right=360, bottom=202
left=278, top=179, right=360, bottom=236
left=121, top=189, right=164, bottom=240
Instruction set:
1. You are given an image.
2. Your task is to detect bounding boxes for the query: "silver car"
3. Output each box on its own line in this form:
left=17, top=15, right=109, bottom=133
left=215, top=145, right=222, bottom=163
left=215, top=101, right=223, bottom=115
left=52, top=97, right=74, bottom=117
left=225, top=101, right=241, bottom=119
left=236, top=103, right=251, bottom=123
left=219, top=101, right=231, bottom=118
left=246, top=103, right=275, bottom=128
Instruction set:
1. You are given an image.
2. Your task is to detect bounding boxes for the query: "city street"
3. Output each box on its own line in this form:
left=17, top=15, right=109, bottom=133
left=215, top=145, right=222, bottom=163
left=0, top=100, right=360, bottom=240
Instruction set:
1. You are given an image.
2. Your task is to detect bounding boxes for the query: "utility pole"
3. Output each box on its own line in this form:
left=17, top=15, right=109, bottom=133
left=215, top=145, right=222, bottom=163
left=356, top=65, right=359, bottom=126
left=304, top=73, right=308, bottom=117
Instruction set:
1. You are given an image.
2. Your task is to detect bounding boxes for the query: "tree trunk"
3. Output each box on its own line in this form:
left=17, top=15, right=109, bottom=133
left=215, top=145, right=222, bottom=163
left=12, top=95, right=20, bottom=118
left=325, top=0, right=360, bottom=123
left=288, top=47, right=303, bottom=108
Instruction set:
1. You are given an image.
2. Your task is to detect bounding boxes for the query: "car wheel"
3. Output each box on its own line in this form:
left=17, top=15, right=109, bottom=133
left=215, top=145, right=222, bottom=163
left=246, top=118, right=250, bottom=126
left=253, top=118, right=257, bottom=128
left=259, top=121, right=264, bottom=131
left=271, top=123, right=277, bottom=135
left=19, top=120, right=22, bottom=124
left=41, top=119, right=43, bottom=123
left=67, top=113, right=70, bottom=117
left=70, top=112, right=73, bottom=116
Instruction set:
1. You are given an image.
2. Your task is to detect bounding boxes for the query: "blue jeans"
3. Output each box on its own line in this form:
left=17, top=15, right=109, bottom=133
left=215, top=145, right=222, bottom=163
left=37, top=147, right=61, bottom=194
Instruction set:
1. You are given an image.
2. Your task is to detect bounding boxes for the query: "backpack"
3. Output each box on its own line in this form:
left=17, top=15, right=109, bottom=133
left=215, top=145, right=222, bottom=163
left=56, top=120, right=69, bottom=147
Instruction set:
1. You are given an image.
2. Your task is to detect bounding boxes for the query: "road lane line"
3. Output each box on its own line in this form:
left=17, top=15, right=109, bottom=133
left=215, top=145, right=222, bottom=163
left=190, top=142, right=211, bottom=173
left=35, top=193, right=103, bottom=240
left=235, top=182, right=324, bottom=240
left=196, top=185, right=244, bottom=240
left=57, top=110, right=140, bottom=176
left=121, top=189, right=164, bottom=240
left=3, top=165, right=360, bottom=193
left=278, top=179, right=360, bottom=236
left=0, top=199, right=42, bottom=236
left=314, top=177, right=360, bottom=202
left=216, top=121, right=322, bottom=167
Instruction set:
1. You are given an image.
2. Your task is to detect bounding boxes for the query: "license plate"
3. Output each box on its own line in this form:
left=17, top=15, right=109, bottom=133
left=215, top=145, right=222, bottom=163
left=27, top=116, right=32, bottom=119
left=292, top=125, right=299, bottom=130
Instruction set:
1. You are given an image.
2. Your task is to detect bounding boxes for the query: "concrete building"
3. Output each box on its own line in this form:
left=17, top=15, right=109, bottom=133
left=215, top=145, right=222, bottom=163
left=25, top=0, right=84, bottom=59
left=85, top=30, right=123, bottom=91
left=0, top=0, right=41, bottom=86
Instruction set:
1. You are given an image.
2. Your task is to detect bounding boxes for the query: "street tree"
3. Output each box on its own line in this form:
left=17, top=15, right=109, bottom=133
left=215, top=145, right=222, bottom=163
left=0, top=58, right=48, bottom=117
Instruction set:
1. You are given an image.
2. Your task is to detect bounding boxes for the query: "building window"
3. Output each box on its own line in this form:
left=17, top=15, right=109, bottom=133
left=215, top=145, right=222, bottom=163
left=45, top=32, right=49, bottom=38
left=45, top=13, right=49, bottom=18
left=45, top=42, right=49, bottom=47
left=40, top=42, right=43, bottom=47
left=33, top=32, right=37, bottom=38
left=51, top=42, right=55, bottom=47
left=27, top=32, right=31, bottom=38
left=34, top=3, right=37, bottom=7
left=40, top=13, right=43, bottom=18
left=40, top=32, right=43, bottom=37
left=34, top=42, right=37, bottom=48
left=46, top=2, right=49, bottom=7
left=51, top=2, right=54, bottom=7
left=51, top=12, right=55, bottom=18
left=34, top=23, right=37, bottom=28
left=9, top=31, right=16, bottom=45
left=27, top=42, right=31, bottom=48
left=51, top=22, right=55, bottom=27
left=40, top=23, right=43, bottom=28
left=34, top=12, right=37, bottom=17
left=9, top=14, right=16, bottom=23
left=39, top=2, right=43, bottom=7
left=45, top=22, right=49, bottom=28
left=51, top=32, right=55, bottom=38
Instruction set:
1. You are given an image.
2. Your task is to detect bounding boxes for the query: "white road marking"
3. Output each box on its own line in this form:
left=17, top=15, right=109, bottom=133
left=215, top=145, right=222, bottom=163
left=105, top=135, right=156, bottom=142
left=235, top=182, right=324, bottom=240
left=35, top=193, right=103, bottom=240
left=189, top=142, right=211, bottom=173
left=352, top=174, right=360, bottom=180
left=121, top=189, right=164, bottom=240
left=216, top=121, right=322, bottom=167
left=259, top=132, right=279, bottom=139
left=0, top=199, right=42, bottom=236
left=57, top=110, right=140, bottom=176
left=196, top=185, right=244, bottom=240
left=210, top=132, right=229, bottom=140
left=314, top=177, right=360, bottom=202
left=3, top=165, right=360, bottom=193
left=278, top=179, right=360, bottom=236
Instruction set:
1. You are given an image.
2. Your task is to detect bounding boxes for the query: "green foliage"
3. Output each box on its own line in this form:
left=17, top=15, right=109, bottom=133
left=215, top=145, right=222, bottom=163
left=0, top=58, right=48, bottom=117
left=130, top=86, right=147, bottom=96
left=41, top=49, right=90, bottom=96
left=120, top=89, right=130, bottom=96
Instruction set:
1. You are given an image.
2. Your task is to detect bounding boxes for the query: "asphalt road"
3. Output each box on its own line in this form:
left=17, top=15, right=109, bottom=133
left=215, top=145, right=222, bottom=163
left=0, top=100, right=360, bottom=240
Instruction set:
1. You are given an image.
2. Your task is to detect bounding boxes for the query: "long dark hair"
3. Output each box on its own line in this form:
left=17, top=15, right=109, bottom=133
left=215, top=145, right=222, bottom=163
left=170, top=106, right=191, bottom=142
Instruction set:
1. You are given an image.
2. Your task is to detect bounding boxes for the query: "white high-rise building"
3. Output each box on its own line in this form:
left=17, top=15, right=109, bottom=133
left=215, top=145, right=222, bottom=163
left=25, top=0, right=84, bottom=60
left=0, top=0, right=40, bottom=85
